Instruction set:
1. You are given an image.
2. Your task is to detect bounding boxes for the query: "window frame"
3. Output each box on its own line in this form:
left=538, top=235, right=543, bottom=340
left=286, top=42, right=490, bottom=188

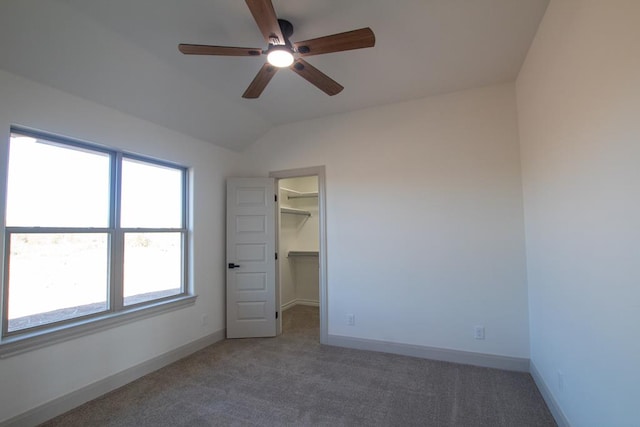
left=0, top=127, right=195, bottom=357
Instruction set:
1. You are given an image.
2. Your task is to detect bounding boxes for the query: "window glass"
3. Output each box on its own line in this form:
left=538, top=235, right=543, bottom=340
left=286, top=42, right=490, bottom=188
left=3, top=129, right=188, bottom=340
left=123, top=232, right=182, bottom=306
left=6, top=134, right=110, bottom=227
left=7, top=233, right=109, bottom=332
left=120, top=158, right=183, bottom=228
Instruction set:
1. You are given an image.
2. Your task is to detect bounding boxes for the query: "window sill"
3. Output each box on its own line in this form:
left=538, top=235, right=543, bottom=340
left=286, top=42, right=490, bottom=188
left=0, top=295, right=197, bottom=358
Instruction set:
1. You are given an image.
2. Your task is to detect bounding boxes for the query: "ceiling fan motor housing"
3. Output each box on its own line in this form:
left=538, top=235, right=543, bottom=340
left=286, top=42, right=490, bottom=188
left=277, top=19, right=311, bottom=53
left=277, top=19, right=294, bottom=41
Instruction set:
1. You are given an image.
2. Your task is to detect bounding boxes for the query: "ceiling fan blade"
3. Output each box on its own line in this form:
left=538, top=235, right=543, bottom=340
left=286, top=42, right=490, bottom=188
left=242, top=63, right=278, bottom=98
left=294, top=27, right=375, bottom=56
left=290, top=59, right=343, bottom=96
left=178, top=44, right=263, bottom=56
left=245, top=0, right=285, bottom=45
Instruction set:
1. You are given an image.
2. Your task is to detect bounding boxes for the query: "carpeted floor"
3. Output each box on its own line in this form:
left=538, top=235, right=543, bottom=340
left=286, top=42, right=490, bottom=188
left=42, top=305, right=556, bottom=426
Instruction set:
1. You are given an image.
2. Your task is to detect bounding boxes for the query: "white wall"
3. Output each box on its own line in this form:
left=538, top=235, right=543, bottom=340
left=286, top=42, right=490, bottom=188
left=278, top=208, right=298, bottom=307
left=291, top=256, right=319, bottom=305
left=245, top=83, right=530, bottom=358
left=516, top=1, right=640, bottom=425
left=0, top=70, right=241, bottom=422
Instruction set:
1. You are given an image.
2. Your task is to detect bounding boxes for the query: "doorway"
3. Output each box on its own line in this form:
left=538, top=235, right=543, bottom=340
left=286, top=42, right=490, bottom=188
left=270, top=167, right=327, bottom=344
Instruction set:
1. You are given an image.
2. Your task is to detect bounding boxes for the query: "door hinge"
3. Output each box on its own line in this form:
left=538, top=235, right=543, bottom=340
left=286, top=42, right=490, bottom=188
left=276, top=311, right=278, bottom=319
left=275, top=252, right=278, bottom=260
left=275, top=194, right=278, bottom=202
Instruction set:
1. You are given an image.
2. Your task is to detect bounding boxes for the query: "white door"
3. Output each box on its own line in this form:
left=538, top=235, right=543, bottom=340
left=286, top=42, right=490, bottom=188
left=226, top=178, right=276, bottom=338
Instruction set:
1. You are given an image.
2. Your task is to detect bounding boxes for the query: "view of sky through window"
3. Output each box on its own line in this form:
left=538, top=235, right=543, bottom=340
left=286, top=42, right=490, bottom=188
left=6, top=136, right=110, bottom=227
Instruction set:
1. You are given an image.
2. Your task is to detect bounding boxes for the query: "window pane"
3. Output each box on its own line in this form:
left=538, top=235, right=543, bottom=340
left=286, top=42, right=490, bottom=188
left=123, top=232, right=182, bottom=306
left=121, top=159, right=183, bottom=228
left=6, top=133, right=110, bottom=227
left=7, top=233, right=109, bottom=332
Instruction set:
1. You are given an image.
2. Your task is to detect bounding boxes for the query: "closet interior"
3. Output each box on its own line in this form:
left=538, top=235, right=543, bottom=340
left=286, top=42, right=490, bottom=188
left=278, top=176, right=319, bottom=320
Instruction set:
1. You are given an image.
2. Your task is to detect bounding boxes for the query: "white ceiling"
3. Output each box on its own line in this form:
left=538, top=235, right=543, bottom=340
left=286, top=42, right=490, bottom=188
left=0, top=0, right=549, bottom=151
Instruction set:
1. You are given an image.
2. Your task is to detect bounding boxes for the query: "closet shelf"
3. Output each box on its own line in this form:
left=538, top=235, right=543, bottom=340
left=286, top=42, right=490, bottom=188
left=280, top=207, right=311, bottom=217
left=280, top=187, right=318, bottom=200
left=288, top=251, right=319, bottom=257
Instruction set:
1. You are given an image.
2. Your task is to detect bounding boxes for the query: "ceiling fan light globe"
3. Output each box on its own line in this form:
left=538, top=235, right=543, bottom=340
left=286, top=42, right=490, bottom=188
left=267, top=49, right=294, bottom=67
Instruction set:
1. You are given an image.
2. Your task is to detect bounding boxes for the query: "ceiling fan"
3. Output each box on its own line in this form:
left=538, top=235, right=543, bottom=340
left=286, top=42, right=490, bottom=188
left=178, top=0, right=375, bottom=99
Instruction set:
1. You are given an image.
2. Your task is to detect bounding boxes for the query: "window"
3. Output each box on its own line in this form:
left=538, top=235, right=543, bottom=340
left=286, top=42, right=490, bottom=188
left=2, top=128, right=190, bottom=343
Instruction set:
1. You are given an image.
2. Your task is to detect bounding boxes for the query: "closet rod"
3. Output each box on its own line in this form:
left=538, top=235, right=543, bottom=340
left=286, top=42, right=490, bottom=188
left=288, top=194, right=318, bottom=199
left=281, top=207, right=311, bottom=217
left=280, top=187, right=318, bottom=200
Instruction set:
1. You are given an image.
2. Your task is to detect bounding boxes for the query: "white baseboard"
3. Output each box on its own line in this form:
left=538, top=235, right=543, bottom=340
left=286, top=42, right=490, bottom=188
left=1, top=329, right=225, bottom=427
left=281, top=299, right=298, bottom=311
left=530, top=361, right=571, bottom=427
left=296, top=299, right=319, bottom=307
left=281, top=299, right=319, bottom=311
left=327, top=334, right=530, bottom=372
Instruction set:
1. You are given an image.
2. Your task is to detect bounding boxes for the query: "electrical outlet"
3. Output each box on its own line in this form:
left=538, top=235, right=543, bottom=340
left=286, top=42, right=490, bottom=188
left=347, top=313, right=355, bottom=326
left=201, top=314, right=208, bottom=326
left=474, top=325, right=485, bottom=340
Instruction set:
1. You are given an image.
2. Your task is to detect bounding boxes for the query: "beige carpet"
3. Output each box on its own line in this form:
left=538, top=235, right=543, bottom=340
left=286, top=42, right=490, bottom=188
left=42, top=305, right=556, bottom=426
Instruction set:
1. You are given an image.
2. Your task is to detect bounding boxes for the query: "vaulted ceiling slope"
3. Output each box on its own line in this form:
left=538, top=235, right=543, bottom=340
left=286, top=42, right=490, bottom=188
left=0, top=0, right=549, bottom=151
